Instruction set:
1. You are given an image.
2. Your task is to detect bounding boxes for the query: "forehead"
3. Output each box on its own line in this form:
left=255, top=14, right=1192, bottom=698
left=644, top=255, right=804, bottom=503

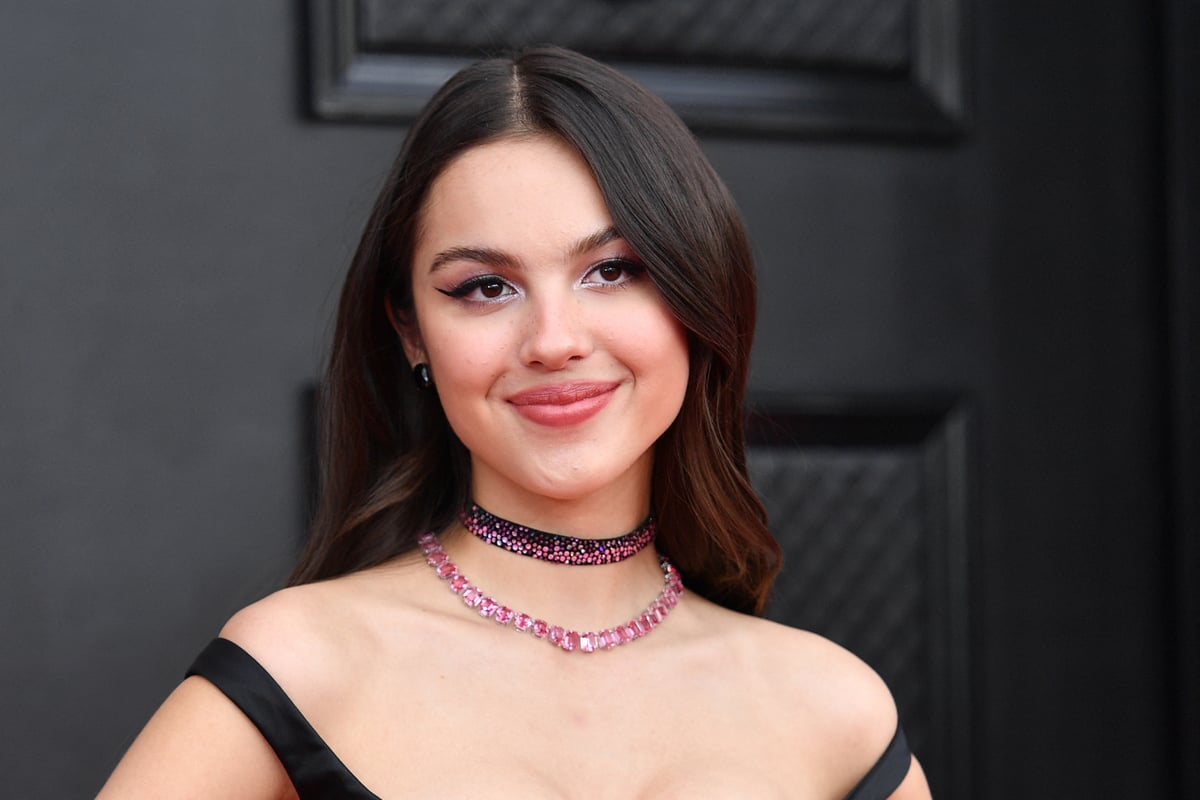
left=416, top=135, right=613, bottom=256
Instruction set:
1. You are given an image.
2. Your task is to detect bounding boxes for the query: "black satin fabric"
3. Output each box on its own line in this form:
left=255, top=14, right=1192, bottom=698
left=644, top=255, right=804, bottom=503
left=187, top=638, right=380, bottom=799
left=188, top=637, right=911, bottom=800
left=843, top=725, right=912, bottom=800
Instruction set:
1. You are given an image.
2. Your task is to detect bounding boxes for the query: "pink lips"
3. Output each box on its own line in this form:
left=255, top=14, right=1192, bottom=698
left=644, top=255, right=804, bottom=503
left=507, top=381, right=619, bottom=427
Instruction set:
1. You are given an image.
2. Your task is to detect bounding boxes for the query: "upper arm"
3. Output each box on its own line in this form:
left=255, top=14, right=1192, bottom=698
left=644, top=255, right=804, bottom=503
left=889, top=755, right=933, bottom=799
left=763, top=625, right=917, bottom=797
left=98, top=585, right=348, bottom=800
left=812, top=640, right=902, bottom=787
left=824, top=653, right=932, bottom=800
left=97, top=673, right=292, bottom=800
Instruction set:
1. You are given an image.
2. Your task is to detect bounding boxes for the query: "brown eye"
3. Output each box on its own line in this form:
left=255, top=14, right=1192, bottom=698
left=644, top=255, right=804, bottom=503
left=586, top=258, right=643, bottom=287
left=597, top=263, right=624, bottom=282
left=437, top=274, right=516, bottom=302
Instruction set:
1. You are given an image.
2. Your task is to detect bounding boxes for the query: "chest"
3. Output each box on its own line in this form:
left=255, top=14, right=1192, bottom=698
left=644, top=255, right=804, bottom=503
left=313, top=649, right=839, bottom=799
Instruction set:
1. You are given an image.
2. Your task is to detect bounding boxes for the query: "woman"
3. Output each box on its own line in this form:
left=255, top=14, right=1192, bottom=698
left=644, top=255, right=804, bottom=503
left=100, top=47, right=931, bottom=799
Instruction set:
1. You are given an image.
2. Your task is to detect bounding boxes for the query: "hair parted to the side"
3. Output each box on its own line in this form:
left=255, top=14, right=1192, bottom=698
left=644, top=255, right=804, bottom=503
left=288, top=46, right=782, bottom=614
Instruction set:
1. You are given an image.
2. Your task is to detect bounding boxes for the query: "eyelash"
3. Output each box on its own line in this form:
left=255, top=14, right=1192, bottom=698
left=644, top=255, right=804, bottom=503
left=438, top=275, right=511, bottom=301
left=584, top=258, right=644, bottom=286
left=437, top=258, right=645, bottom=304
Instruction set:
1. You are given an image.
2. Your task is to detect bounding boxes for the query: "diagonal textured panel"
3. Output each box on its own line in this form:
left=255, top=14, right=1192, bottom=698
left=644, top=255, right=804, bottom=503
left=358, top=0, right=912, bottom=71
left=750, top=446, right=931, bottom=754
left=309, top=0, right=968, bottom=137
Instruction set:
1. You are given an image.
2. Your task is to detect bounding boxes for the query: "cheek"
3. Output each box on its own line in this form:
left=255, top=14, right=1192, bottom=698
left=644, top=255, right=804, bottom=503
left=638, top=308, right=690, bottom=371
left=423, top=321, right=509, bottom=397
left=652, top=314, right=692, bottom=413
left=606, top=304, right=691, bottom=405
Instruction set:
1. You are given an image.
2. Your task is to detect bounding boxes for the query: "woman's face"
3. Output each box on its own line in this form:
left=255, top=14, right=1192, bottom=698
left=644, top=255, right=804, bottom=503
left=401, top=135, right=690, bottom=518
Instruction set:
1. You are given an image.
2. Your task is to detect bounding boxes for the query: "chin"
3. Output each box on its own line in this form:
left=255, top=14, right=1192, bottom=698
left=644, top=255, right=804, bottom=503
left=524, top=475, right=619, bottom=503
left=508, top=463, right=647, bottom=505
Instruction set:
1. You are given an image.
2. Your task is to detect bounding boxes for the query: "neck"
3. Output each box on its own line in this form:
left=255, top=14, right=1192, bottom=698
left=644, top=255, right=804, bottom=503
left=419, top=530, right=682, bottom=654
left=439, top=522, right=667, bottom=632
left=469, top=458, right=654, bottom=539
left=462, top=502, right=654, bottom=565
left=469, top=497, right=651, bottom=542
left=454, top=470, right=663, bottom=627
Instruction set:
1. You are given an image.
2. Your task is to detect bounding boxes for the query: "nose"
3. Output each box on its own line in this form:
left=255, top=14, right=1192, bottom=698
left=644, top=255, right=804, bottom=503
left=518, top=291, right=593, bottom=370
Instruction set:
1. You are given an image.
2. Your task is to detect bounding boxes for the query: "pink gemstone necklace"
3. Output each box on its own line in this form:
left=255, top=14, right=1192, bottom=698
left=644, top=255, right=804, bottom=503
left=460, top=502, right=656, bottom=565
left=418, top=532, right=684, bottom=653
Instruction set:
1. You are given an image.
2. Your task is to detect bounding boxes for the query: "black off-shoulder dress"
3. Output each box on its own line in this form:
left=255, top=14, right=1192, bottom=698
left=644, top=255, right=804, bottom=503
left=188, top=638, right=911, bottom=800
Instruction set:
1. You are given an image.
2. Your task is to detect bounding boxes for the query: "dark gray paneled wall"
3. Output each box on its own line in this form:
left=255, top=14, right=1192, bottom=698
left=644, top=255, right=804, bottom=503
left=1, top=4, right=401, bottom=796
left=0, top=2, right=1173, bottom=798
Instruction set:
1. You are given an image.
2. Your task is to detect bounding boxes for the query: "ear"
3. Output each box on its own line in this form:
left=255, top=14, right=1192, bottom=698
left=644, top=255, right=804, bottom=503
left=385, top=296, right=427, bottom=368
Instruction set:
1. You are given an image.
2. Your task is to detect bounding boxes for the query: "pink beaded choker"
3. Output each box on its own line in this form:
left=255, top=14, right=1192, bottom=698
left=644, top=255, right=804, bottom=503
left=418, top=532, right=683, bottom=653
left=460, top=502, right=655, bottom=565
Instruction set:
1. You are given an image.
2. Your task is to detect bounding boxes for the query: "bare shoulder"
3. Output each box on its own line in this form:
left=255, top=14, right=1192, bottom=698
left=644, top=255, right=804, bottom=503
left=753, top=615, right=897, bottom=726
left=739, top=612, right=932, bottom=798
left=98, top=670, right=292, bottom=799
left=217, top=555, right=428, bottom=708
left=99, top=557, right=428, bottom=800
left=217, top=578, right=354, bottom=683
left=689, top=600, right=916, bottom=793
left=698, top=602, right=898, bottom=732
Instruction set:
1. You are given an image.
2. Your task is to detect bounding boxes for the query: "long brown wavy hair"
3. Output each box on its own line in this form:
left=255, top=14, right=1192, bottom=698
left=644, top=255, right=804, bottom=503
left=288, top=46, right=781, bottom=614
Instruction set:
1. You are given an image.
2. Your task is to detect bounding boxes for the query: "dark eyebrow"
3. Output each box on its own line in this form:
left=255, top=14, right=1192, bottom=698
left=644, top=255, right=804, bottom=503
left=427, top=226, right=624, bottom=273
left=569, top=225, right=622, bottom=257
left=428, top=246, right=518, bottom=274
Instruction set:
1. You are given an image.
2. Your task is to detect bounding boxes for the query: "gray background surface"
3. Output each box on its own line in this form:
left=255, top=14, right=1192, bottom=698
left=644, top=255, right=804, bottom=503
left=0, top=2, right=1185, bottom=798
left=1, top=4, right=402, bottom=792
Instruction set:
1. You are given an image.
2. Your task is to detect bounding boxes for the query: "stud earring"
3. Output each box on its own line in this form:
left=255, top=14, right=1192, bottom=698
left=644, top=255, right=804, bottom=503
left=412, top=363, right=433, bottom=389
